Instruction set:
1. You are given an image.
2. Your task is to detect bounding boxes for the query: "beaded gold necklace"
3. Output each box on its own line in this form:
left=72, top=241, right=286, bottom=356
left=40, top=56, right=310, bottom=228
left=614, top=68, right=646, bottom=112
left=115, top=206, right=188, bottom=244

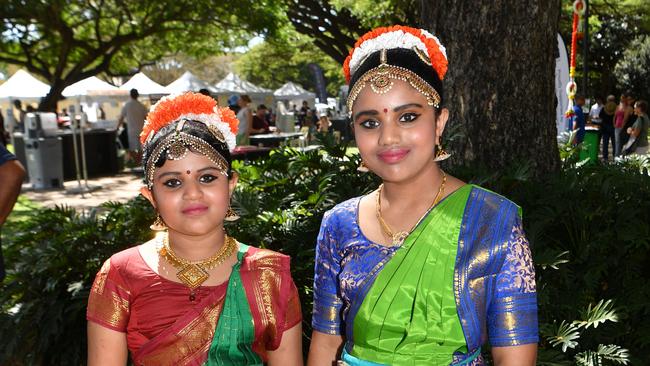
left=158, top=232, right=237, bottom=300
left=375, top=171, right=447, bottom=246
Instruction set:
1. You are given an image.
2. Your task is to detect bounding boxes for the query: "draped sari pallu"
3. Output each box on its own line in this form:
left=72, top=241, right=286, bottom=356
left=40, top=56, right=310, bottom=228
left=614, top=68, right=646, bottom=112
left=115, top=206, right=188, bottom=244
left=314, top=185, right=538, bottom=365
left=87, top=245, right=301, bottom=366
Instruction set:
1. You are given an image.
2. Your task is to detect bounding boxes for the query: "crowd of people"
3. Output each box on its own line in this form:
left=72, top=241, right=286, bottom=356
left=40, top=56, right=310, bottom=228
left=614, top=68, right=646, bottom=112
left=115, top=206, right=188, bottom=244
left=569, top=92, right=648, bottom=159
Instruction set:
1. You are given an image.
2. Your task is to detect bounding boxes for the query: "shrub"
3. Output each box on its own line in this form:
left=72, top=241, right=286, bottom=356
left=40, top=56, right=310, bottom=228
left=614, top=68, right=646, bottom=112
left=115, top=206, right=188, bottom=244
left=1, top=134, right=648, bottom=364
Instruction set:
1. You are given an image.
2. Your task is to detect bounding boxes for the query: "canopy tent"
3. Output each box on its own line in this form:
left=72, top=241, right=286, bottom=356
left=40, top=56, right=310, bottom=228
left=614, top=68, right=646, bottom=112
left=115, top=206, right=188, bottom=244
left=273, top=81, right=315, bottom=100
left=214, top=73, right=271, bottom=96
left=0, top=69, right=50, bottom=100
left=166, top=71, right=220, bottom=94
left=120, top=72, right=169, bottom=95
left=63, top=76, right=121, bottom=97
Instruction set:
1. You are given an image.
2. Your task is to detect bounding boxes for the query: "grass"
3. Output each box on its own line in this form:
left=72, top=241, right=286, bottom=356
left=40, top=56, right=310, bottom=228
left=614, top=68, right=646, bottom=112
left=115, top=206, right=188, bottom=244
left=3, top=195, right=41, bottom=238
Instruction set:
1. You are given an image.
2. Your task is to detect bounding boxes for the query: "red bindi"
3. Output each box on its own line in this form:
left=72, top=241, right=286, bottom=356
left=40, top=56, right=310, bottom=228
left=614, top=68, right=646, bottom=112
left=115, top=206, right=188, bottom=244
left=383, top=108, right=388, bottom=113
left=186, top=170, right=191, bottom=175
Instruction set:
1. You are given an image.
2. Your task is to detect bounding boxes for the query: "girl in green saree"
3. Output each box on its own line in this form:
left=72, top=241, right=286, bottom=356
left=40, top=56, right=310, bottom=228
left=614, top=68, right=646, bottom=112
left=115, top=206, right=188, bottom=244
left=308, top=26, right=538, bottom=366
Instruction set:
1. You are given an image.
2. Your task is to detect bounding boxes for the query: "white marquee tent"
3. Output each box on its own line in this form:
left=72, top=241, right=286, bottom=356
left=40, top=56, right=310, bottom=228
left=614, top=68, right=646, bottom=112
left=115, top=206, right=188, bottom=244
left=273, top=81, right=315, bottom=100
left=166, top=71, right=218, bottom=94
left=63, top=76, right=121, bottom=97
left=120, top=72, right=169, bottom=95
left=0, top=69, right=50, bottom=100
left=214, top=73, right=271, bottom=96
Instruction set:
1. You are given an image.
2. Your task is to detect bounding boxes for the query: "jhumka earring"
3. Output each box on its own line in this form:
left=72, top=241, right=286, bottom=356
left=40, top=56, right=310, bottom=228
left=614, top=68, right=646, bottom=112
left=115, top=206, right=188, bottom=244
left=357, top=160, right=370, bottom=173
left=434, top=144, right=451, bottom=162
left=150, top=214, right=167, bottom=231
left=225, top=206, right=240, bottom=221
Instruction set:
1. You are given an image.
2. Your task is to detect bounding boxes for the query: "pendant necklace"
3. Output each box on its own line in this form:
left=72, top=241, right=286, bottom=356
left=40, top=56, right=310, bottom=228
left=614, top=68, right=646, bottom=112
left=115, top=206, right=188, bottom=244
left=375, top=171, right=447, bottom=246
left=158, top=232, right=237, bottom=301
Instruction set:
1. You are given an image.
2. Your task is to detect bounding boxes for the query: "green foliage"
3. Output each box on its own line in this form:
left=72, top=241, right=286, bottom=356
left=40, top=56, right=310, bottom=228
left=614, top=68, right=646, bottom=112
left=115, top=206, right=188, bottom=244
left=2, top=136, right=649, bottom=364
left=614, top=35, right=650, bottom=98
left=234, top=28, right=345, bottom=96
left=482, top=163, right=650, bottom=364
left=0, top=197, right=156, bottom=365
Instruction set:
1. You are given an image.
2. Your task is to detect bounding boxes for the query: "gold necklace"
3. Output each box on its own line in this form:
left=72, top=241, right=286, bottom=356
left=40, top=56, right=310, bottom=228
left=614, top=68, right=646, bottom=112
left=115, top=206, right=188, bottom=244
left=376, top=171, right=447, bottom=246
left=158, top=232, right=237, bottom=300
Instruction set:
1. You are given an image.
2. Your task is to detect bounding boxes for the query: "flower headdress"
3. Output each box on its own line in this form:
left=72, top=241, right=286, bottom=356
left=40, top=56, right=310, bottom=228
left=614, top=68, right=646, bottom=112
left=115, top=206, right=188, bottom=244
left=141, top=92, right=240, bottom=188
left=344, top=25, right=448, bottom=115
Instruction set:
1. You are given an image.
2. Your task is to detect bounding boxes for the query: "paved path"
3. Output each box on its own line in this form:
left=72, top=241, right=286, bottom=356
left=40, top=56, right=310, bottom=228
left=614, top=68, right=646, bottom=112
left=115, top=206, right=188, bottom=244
left=21, top=170, right=144, bottom=212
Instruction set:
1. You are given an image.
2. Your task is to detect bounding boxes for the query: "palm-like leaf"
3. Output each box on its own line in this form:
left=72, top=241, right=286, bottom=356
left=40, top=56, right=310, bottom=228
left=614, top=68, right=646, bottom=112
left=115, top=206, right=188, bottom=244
left=575, top=299, right=618, bottom=329
left=547, top=320, right=581, bottom=352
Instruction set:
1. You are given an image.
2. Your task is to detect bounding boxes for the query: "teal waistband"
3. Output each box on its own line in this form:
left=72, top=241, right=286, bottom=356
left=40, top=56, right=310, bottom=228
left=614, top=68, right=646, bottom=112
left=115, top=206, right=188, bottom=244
left=340, top=346, right=481, bottom=366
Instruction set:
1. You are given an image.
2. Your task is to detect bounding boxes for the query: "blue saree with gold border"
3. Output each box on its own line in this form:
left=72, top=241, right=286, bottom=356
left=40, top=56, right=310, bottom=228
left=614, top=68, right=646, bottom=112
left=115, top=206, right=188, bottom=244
left=312, top=185, right=538, bottom=365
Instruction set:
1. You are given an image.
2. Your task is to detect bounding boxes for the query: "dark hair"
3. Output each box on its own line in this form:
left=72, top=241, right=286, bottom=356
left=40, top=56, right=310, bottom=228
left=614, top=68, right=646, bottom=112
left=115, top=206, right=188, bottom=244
left=636, top=100, right=647, bottom=113
left=239, top=95, right=252, bottom=103
left=198, top=88, right=211, bottom=97
left=142, top=119, right=233, bottom=186
left=130, top=88, right=139, bottom=99
left=257, top=104, right=268, bottom=111
left=349, top=48, right=444, bottom=108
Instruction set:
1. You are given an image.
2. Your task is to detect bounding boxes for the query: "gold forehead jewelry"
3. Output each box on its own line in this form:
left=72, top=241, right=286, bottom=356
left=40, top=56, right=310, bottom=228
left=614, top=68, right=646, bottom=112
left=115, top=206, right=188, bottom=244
left=158, top=232, right=237, bottom=300
left=145, top=130, right=229, bottom=188
left=347, top=48, right=441, bottom=116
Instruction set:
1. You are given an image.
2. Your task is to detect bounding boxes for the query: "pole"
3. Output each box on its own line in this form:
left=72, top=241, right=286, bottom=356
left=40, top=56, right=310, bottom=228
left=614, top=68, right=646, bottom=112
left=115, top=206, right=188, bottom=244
left=582, top=0, right=589, bottom=98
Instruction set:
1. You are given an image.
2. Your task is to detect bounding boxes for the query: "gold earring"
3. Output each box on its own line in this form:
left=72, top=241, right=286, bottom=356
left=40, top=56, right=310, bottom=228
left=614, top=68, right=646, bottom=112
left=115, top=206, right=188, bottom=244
left=150, top=214, right=167, bottom=231
left=357, top=160, right=370, bottom=172
left=225, top=206, right=240, bottom=221
left=434, top=144, right=451, bottom=162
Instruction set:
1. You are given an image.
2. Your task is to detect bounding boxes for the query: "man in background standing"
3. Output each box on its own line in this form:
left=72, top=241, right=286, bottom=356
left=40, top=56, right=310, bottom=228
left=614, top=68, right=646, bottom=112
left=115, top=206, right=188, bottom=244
left=0, top=145, right=26, bottom=281
left=117, top=89, right=148, bottom=165
left=569, top=95, right=587, bottom=145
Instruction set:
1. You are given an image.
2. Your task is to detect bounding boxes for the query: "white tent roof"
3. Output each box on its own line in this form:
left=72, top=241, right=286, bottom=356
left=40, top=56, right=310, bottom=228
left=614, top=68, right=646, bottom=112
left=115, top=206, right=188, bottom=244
left=0, top=69, right=50, bottom=99
left=63, top=76, right=120, bottom=97
left=120, top=72, right=169, bottom=95
left=273, top=82, right=315, bottom=100
left=166, top=71, right=218, bottom=94
left=214, top=73, right=271, bottom=95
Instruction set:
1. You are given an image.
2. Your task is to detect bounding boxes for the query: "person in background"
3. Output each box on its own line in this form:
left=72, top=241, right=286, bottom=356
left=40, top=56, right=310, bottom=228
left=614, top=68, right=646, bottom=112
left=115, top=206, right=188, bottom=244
left=0, top=108, right=7, bottom=146
left=0, top=145, right=26, bottom=282
left=298, top=100, right=310, bottom=126
left=12, top=100, right=25, bottom=132
left=599, top=95, right=617, bottom=162
left=228, top=95, right=241, bottom=114
left=570, top=95, right=587, bottom=144
left=317, top=112, right=331, bottom=134
left=614, top=93, right=631, bottom=157
left=626, top=100, right=649, bottom=155
left=117, top=88, right=148, bottom=165
left=620, top=93, right=637, bottom=151
left=251, top=104, right=270, bottom=135
left=235, top=94, right=253, bottom=145
left=198, top=88, right=212, bottom=98
left=588, top=96, right=603, bottom=126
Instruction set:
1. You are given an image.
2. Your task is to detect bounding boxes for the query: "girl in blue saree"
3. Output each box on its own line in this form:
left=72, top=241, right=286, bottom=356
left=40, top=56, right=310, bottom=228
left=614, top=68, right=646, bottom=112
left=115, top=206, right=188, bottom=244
left=308, top=26, right=538, bottom=366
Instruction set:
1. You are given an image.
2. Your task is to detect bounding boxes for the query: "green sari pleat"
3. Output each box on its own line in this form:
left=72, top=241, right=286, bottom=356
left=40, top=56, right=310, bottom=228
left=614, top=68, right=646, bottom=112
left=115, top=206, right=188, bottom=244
left=206, top=244, right=263, bottom=366
left=351, top=185, right=471, bottom=364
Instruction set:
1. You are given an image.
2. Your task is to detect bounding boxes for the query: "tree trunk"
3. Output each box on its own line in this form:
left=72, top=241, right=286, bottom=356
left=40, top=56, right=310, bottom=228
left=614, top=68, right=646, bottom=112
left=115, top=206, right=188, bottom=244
left=421, top=1, right=561, bottom=177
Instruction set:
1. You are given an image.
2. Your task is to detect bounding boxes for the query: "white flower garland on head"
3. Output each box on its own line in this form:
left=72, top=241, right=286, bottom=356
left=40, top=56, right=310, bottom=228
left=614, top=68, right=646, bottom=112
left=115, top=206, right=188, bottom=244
left=178, top=112, right=237, bottom=152
left=348, top=29, right=447, bottom=78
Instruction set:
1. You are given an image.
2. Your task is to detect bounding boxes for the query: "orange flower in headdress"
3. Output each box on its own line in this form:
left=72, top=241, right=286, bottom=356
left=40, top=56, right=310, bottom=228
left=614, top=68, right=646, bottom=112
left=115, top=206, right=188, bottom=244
left=140, top=92, right=238, bottom=144
left=217, top=107, right=239, bottom=136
